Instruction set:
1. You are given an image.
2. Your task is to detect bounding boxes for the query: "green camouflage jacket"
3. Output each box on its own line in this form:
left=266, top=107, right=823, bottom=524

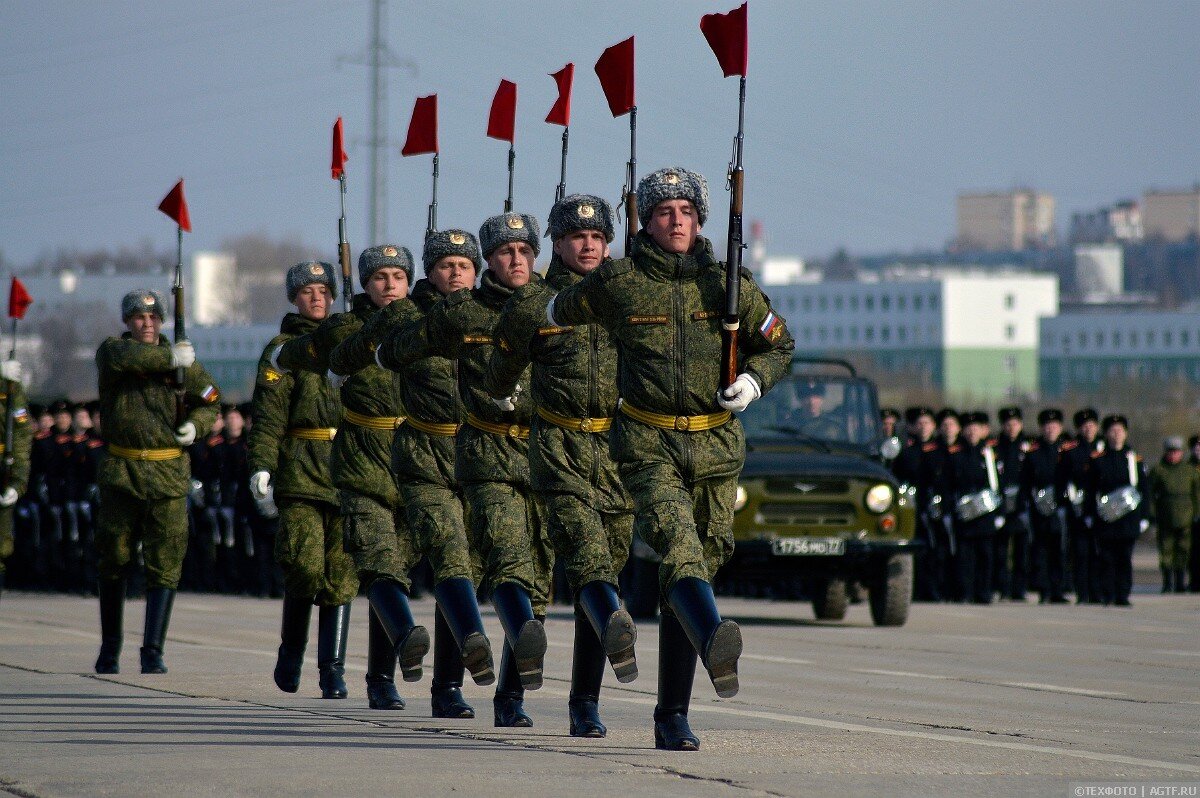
left=247, top=313, right=342, bottom=505
left=1146, top=459, right=1200, bottom=529
left=2, top=380, right=34, bottom=495
left=95, top=334, right=220, bottom=499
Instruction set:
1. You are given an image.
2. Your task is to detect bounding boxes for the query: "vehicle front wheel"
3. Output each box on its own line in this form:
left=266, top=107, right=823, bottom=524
left=811, top=576, right=849, bottom=620
left=868, top=553, right=913, bottom=627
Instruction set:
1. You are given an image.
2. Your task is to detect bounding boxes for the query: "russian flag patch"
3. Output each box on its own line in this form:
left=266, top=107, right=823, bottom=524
left=759, top=311, right=782, bottom=341
left=201, top=385, right=219, bottom=404
left=13, top=407, right=29, bottom=423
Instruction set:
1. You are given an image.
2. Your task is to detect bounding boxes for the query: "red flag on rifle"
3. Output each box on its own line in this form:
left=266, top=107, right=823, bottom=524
left=487, top=80, right=517, bottom=142
left=700, top=3, right=749, bottom=77
left=331, top=117, right=348, bottom=179
left=545, top=64, right=574, bottom=126
left=401, top=95, right=439, bottom=156
left=594, top=37, right=635, bottom=117
left=8, top=278, right=32, bottom=321
left=157, top=179, right=191, bottom=232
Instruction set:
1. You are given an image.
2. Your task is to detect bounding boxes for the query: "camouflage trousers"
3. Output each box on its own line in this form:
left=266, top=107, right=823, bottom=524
left=95, top=487, right=188, bottom=589
left=1157, top=524, right=1192, bottom=570
left=462, top=480, right=553, bottom=616
left=274, top=497, right=358, bottom=606
left=400, top=480, right=478, bottom=586
left=0, top=506, right=12, bottom=576
left=542, top=491, right=633, bottom=596
left=340, top=490, right=417, bottom=592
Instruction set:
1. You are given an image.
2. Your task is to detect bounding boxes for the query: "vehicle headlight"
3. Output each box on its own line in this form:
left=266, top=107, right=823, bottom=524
left=734, top=485, right=748, bottom=512
left=864, top=483, right=894, bottom=514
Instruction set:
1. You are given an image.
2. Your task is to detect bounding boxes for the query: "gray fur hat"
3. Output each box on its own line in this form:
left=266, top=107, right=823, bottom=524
left=358, top=244, right=414, bottom=287
left=478, top=212, right=541, bottom=259
left=285, top=261, right=337, bottom=302
left=636, top=167, right=709, bottom=228
left=422, top=229, right=484, bottom=273
left=547, top=194, right=615, bottom=243
left=120, top=289, right=166, bottom=321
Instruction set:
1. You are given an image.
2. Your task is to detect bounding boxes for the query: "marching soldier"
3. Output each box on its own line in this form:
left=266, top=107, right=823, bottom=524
left=893, top=406, right=949, bottom=601
left=547, top=168, right=794, bottom=750
left=32, top=400, right=87, bottom=591
left=937, top=408, right=963, bottom=599
left=93, top=290, right=221, bottom=674
left=485, top=194, right=638, bottom=738
left=1064, top=408, right=1103, bottom=603
left=950, top=411, right=1002, bottom=604
left=273, top=249, right=430, bottom=706
left=1084, top=415, right=1147, bottom=606
left=339, top=231, right=497, bottom=719
left=1020, top=409, right=1070, bottom=603
left=993, top=407, right=1030, bottom=601
left=0, top=358, right=34, bottom=600
left=1145, top=436, right=1199, bottom=593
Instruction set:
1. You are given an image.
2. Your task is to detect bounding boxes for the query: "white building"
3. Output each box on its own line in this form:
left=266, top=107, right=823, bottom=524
left=1074, top=244, right=1123, bottom=300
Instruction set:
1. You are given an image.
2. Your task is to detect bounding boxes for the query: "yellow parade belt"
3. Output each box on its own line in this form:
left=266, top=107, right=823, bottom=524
left=343, top=409, right=406, bottom=431
left=287, top=427, right=338, bottom=441
left=107, top=443, right=184, bottom=461
left=465, top=412, right=530, bottom=440
left=404, top=415, right=462, bottom=437
left=618, top=402, right=731, bottom=432
left=536, top=406, right=613, bottom=433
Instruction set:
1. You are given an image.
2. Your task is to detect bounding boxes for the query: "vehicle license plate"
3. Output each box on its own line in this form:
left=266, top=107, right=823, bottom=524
left=771, top=537, right=845, bottom=556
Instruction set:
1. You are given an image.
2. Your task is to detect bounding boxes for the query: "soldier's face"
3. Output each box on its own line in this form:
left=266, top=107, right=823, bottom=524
left=881, top=417, right=896, bottom=436
left=53, top=412, right=71, bottom=432
left=37, top=413, right=52, bottom=432
left=73, top=409, right=91, bottom=430
left=294, top=284, right=331, bottom=321
left=1003, top=418, right=1022, bottom=438
left=1040, top=420, right=1062, bottom=441
left=915, top=416, right=936, bottom=440
left=366, top=267, right=409, bottom=307
left=488, top=242, right=534, bottom=290
left=224, top=410, right=244, bottom=438
left=1079, top=419, right=1098, bottom=440
left=554, top=230, right=609, bottom=274
left=803, top=395, right=823, bottom=416
left=646, top=200, right=700, bottom=254
left=1165, top=448, right=1183, bottom=464
left=1106, top=423, right=1127, bottom=450
left=126, top=312, right=162, bottom=344
left=428, top=256, right=477, bottom=295
left=940, top=418, right=960, bottom=441
left=90, top=412, right=101, bottom=434
left=964, top=422, right=987, bottom=446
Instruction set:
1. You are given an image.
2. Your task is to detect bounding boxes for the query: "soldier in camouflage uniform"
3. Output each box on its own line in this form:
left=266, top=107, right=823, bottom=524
left=378, top=214, right=552, bottom=728
left=248, top=262, right=362, bottom=700
left=484, top=194, right=637, bottom=739
left=547, top=168, right=795, bottom=750
left=93, top=290, right=221, bottom=674
left=0, top=358, right=34, bottom=600
left=273, top=246, right=430, bottom=707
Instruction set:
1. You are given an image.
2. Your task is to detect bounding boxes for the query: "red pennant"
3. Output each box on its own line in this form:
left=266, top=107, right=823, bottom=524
left=594, top=37, right=635, bottom=117
left=8, top=277, right=32, bottom=321
left=401, top=95, right=439, bottom=156
left=545, top=63, right=574, bottom=126
left=487, top=80, right=517, bottom=142
left=157, top=179, right=191, bottom=232
left=700, top=3, right=749, bottom=77
left=331, top=117, right=348, bottom=179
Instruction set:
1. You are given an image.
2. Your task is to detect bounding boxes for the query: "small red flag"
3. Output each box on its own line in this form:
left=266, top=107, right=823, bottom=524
left=331, top=117, right=348, bottom=179
left=545, top=63, right=574, bottom=127
left=700, top=3, right=749, bottom=77
left=8, top=277, right=32, bottom=321
left=401, top=95, right=438, bottom=156
left=157, top=179, right=191, bottom=232
left=487, top=80, right=517, bottom=142
left=594, top=37, right=635, bottom=117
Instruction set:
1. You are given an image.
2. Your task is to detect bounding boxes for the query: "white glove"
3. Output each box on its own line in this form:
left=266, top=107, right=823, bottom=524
left=994, top=515, right=1006, bottom=530
left=256, top=493, right=279, bottom=519
left=174, top=421, right=197, bottom=446
left=716, top=373, right=761, bottom=413
left=1139, top=518, right=1150, bottom=534
left=249, top=471, right=272, bottom=501
left=0, top=360, right=23, bottom=383
left=491, top=383, right=522, bottom=412
left=326, top=369, right=346, bottom=391
left=0, top=487, right=18, bottom=507
left=171, top=341, right=196, bottom=369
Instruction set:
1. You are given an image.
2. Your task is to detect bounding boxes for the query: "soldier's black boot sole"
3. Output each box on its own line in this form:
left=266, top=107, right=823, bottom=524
left=139, top=587, right=174, bottom=674
left=367, top=580, right=430, bottom=682
left=668, top=577, right=742, bottom=698
left=568, top=607, right=607, bottom=738
left=95, top=578, right=125, bottom=674
left=578, top=580, right=637, bottom=683
left=493, top=643, right=532, bottom=727
left=317, top=603, right=351, bottom=698
left=653, top=611, right=700, bottom=751
left=491, top=583, right=546, bottom=691
left=273, top=593, right=312, bottom=693
left=365, top=607, right=405, bottom=710
left=432, top=578, right=495, bottom=686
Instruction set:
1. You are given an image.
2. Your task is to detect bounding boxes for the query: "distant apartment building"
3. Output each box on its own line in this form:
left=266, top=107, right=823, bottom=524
left=1143, top=187, right=1200, bottom=241
left=1069, top=200, right=1143, bottom=244
left=767, top=267, right=1059, bottom=403
left=956, top=190, right=1056, bottom=251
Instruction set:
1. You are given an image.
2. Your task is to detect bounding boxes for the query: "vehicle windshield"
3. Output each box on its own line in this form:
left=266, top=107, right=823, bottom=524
left=741, top=375, right=881, bottom=446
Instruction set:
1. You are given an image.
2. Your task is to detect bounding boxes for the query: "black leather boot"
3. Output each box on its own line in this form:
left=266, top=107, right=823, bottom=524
left=432, top=577, right=494, bottom=686
left=95, top=578, right=125, bottom=674
left=1162, top=569, right=1173, bottom=594
left=317, top=603, right=351, bottom=698
left=492, top=642, right=532, bottom=727
left=568, top=606, right=607, bottom=738
left=366, top=606, right=406, bottom=710
left=367, top=579, right=430, bottom=682
left=577, top=580, right=637, bottom=683
left=1175, top=568, right=1188, bottom=593
left=667, top=577, right=742, bottom=698
left=490, top=582, right=546, bottom=690
left=273, top=593, right=312, bottom=693
left=654, top=610, right=700, bottom=751
left=431, top=607, right=474, bottom=718
left=139, top=587, right=175, bottom=674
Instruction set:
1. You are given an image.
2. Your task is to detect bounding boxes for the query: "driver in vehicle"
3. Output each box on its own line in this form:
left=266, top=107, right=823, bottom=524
left=785, top=381, right=844, bottom=441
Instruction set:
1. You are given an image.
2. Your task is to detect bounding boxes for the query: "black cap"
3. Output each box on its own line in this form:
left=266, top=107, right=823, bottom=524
left=1037, top=408, right=1064, bottom=425
left=963, top=410, right=990, bottom=426
left=998, top=406, right=1022, bottom=422
left=797, top=380, right=825, bottom=398
left=85, top=400, right=101, bottom=414
left=50, top=399, right=72, bottom=415
left=905, top=405, right=935, bottom=425
left=1102, top=414, right=1128, bottom=432
left=1073, top=408, right=1099, bottom=427
left=936, top=407, right=960, bottom=424
left=219, top=402, right=238, bottom=415
left=881, top=407, right=900, bottom=421
left=28, top=402, right=45, bottom=417
left=1189, top=434, right=1200, bottom=449
left=238, top=402, right=254, bottom=420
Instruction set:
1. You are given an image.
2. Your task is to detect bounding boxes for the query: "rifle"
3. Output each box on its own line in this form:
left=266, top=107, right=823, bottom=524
left=1, top=321, right=15, bottom=493
left=173, top=226, right=187, bottom=427
left=338, top=173, right=352, bottom=312
left=622, top=106, right=638, bottom=256
left=720, top=77, right=746, bottom=391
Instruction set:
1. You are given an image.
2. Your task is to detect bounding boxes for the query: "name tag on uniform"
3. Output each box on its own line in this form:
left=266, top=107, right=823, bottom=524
left=537, top=326, right=572, bottom=336
left=691, top=310, right=720, bottom=321
left=627, top=315, right=669, bottom=325
left=462, top=334, right=492, bottom=345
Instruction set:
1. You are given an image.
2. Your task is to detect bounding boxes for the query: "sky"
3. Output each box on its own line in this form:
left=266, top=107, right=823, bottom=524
left=2, top=0, right=1198, bottom=268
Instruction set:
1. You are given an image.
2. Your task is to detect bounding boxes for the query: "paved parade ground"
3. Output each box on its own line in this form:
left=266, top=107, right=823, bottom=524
left=1, top=586, right=1198, bottom=798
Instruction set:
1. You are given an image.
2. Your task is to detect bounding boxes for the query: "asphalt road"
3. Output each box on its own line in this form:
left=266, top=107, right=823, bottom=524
left=1, top=588, right=1197, bottom=798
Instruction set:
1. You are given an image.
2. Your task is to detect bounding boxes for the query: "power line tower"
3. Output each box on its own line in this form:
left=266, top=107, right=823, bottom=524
left=340, top=0, right=416, bottom=247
